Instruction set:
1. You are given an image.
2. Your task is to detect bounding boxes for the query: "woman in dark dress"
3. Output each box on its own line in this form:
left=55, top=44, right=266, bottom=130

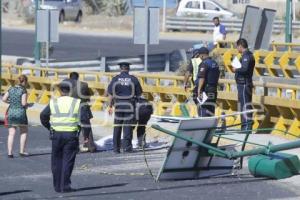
left=2, top=75, right=29, bottom=158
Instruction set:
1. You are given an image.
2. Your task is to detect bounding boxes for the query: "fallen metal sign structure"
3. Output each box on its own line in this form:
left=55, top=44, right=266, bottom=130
left=152, top=111, right=300, bottom=181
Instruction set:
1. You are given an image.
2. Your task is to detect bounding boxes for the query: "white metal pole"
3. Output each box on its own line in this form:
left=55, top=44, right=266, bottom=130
left=162, top=0, right=166, bottom=32
left=293, top=0, right=296, bottom=22
left=144, top=0, right=149, bottom=72
left=42, top=0, right=44, bottom=5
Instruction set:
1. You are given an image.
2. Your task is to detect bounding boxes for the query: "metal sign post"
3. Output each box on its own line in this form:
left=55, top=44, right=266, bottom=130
left=144, top=0, right=149, bottom=72
left=133, top=3, right=160, bottom=72
left=0, top=0, right=2, bottom=94
left=37, top=9, right=59, bottom=69
left=162, top=0, right=167, bottom=32
left=285, top=0, right=293, bottom=43
left=34, top=0, right=41, bottom=67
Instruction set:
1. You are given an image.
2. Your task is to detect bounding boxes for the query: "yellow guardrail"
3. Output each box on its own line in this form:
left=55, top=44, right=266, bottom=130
left=214, top=41, right=300, bottom=78
left=1, top=64, right=300, bottom=139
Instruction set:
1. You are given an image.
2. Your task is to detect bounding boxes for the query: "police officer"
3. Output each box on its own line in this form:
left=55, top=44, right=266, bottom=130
left=194, top=47, right=220, bottom=117
left=233, top=38, right=255, bottom=131
left=135, top=96, right=153, bottom=148
left=66, top=72, right=96, bottom=153
left=40, top=81, right=85, bottom=193
left=183, top=49, right=202, bottom=91
left=107, top=62, right=143, bottom=153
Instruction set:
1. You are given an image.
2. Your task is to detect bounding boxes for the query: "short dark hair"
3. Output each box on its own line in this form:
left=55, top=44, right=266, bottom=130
left=213, top=17, right=219, bottom=21
left=236, top=38, right=248, bottom=48
left=58, top=81, right=71, bottom=93
left=70, top=72, right=79, bottom=80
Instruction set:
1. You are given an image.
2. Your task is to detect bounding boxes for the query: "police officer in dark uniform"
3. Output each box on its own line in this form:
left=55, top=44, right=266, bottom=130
left=65, top=72, right=96, bottom=153
left=40, top=81, right=87, bottom=193
left=233, top=38, right=255, bottom=131
left=135, top=97, right=153, bottom=148
left=194, top=47, right=220, bottom=117
left=107, top=62, right=143, bottom=153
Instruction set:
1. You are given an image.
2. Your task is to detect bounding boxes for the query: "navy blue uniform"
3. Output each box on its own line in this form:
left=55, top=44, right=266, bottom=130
left=40, top=105, right=88, bottom=192
left=135, top=97, right=153, bottom=146
left=107, top=71, right=143, bottom=152
left=194, top=57, right=220, bottom=117
left=235, top=50, right=255, bottom=130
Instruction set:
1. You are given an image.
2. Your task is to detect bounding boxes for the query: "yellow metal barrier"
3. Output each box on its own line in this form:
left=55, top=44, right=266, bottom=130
left=214, top=41, right=300, bottom=78
left=1, top=65, right=300, bottom=139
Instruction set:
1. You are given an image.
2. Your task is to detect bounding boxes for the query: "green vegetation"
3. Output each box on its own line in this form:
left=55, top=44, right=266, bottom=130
left=84, top=0, right=129, bottom=16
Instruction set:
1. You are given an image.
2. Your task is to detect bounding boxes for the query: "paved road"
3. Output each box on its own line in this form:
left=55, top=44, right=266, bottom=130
left=3, top=28, right=198, bottom=62
left=1, top=126, right=300, bottom=200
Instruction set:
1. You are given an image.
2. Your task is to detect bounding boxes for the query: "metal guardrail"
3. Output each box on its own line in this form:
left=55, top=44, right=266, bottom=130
left=213, top=41, right=300, bottom=78
left=11, top=50, right=188, bottom=72
left=1, top=64, right=300, bottom=139
left=166, top=17, right=300, bottom=33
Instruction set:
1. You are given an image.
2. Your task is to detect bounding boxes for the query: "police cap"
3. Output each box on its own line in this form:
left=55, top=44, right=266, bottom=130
left=118, top=62, right=131, bottom=69
left=58, top=81, right=71, bottom=93
left=192, top=49, right=201, bottom=58
left=198, top=47, right=209, bottom=55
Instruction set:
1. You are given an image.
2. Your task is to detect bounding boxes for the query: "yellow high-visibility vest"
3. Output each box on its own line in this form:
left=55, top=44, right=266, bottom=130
left=191, top=57, right=202, bottom=83
left=50, top=96, right=81, bottom=132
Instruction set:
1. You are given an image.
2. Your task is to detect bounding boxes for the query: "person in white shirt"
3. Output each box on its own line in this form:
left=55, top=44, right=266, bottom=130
left=213, top=17, right=226, bottom=47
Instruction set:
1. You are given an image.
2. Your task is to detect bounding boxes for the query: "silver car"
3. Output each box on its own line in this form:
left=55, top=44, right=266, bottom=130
left=24, top=0, right=83, bottom=23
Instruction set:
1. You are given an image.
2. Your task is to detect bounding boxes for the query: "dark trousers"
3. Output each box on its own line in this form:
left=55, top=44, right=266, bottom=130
left=113, top=112, right=135, bottom=151
left=237, top=84, right=253, bottom=130
left=137, top=109, right=152, bottom=144
left=80, top=105, right=96, bottom=152
left=194, top=89, right=217, bottom=117
left=51, top=132, right=79, bottom=192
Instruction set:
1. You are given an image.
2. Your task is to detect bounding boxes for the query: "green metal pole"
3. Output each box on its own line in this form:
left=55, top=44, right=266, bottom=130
left=152, top=123, right=300, bottom=160
left=285, top=0, right=292, bottom=43
left=230, top=140, right=300, bottom=159
left=151, top=124, right=231, bottom=158
left=34, top=0, right=40, bottom=66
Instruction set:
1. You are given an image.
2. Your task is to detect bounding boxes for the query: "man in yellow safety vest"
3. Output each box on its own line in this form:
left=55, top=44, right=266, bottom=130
left=40, top=81, right=86, bottom=193
left=183, top=49, right=202, bottom=91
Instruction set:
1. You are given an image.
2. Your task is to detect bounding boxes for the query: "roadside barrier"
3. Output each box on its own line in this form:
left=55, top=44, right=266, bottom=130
left=1, top=64, right=299, bottom=139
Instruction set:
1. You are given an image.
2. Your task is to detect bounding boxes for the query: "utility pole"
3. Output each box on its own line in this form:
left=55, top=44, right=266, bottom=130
left=285, top=0, right=293, bottom=43
left=34, top=0, right=41, bottom=67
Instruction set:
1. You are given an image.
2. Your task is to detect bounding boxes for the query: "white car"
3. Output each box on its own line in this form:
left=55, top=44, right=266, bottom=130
left=176, top=0, right=234, bottom=19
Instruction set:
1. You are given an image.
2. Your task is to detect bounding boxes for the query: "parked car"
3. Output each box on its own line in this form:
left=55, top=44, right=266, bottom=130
left=176, top=0, right=234, bottom=19
left=24, top=0, right=83, bottom=23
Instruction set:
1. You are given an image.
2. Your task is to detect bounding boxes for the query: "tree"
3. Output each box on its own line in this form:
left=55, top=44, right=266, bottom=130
left=84, top=0, right=130, bottom=16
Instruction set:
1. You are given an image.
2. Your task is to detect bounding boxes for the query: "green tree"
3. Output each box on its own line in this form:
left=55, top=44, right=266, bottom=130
left=84, top=0, right=130, bottom=16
